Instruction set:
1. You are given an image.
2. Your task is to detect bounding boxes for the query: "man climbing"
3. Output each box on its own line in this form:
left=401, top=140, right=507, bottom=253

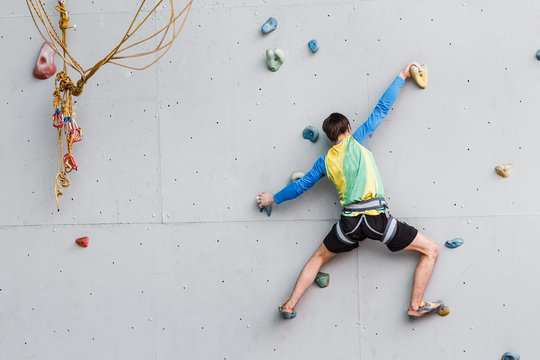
left=257, top=62, right=444, bottom=320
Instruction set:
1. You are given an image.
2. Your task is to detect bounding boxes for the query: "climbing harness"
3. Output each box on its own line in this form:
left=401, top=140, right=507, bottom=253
left=335, top=197, right=398, bottom=245
left=27, top=0, right=193, bottom=210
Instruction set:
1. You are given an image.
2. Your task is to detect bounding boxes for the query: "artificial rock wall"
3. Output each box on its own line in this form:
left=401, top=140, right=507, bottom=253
left=1, top=0, right=539, bottom=358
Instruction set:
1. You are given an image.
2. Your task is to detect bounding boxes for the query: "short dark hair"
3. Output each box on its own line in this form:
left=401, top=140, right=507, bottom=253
left=322, top=112, right=350, bottom=143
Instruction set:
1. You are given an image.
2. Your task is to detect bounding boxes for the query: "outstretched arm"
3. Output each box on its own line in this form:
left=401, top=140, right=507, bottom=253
left=257, top=156, right=326, bottom=207
left=353, top=62, right=420, bottom=144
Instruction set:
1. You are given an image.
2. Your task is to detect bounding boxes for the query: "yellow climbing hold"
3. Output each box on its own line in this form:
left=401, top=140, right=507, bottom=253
left=438, top=306, right=450, bottom=316
left=495, top=163, right=513, bottom=178
left=410, top=64, right=428, bottom=89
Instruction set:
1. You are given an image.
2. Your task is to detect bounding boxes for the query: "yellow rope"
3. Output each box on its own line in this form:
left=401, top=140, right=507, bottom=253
left=27, top=0, right=193, bottom=210
left=27, top=0, right=194, bottom=86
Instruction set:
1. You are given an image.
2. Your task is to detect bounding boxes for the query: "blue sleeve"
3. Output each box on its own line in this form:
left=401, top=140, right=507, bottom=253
left=353, top=76, right=405, bottom=145
left=274, top=155, right=326, bottom=204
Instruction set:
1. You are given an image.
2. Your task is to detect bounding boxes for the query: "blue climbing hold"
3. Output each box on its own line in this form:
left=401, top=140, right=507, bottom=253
left=303, top=126, right=319, bottom=142
left=502, top=352, right=520, bottom=360
left=308, top=40, right=319, bottom=53
left=536, top=50, right=540, bottom=61
left=261, top=17, right=277, bottom=34
left=445, top=238, right=464, bottom=249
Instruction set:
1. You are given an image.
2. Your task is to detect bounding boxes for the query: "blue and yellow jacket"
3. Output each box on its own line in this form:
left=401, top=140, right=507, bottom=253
left=273, top=76, right=405, bottom=216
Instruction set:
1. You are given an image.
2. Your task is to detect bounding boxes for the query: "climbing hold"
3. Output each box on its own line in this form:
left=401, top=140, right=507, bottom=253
left=445, top=238, right=464, bottom=249
left=290, top=171, right=305, bottom=182
left=315, top=272, right=330, bottom=288
left=266, top=49, right=285, bottom=72
left=502, top=352, right=520, bottom=360
left=76, top=236, right=89, bottom=248
left=437, top=306, right=451, bottom=316
left=302, top=126, right=319, bottom=142
left=308, top=40, right=319, bottom=53
left=495, top=163, right=513, bottom=178
left=260, top=205, right=272, bottom=217
left=261, top=17, right=277, bottom=34
left=33, top=42, right=57, bottom=80
left=410, top=64, right=428, bottom=89
left=536, top=50, right=540, bottom=61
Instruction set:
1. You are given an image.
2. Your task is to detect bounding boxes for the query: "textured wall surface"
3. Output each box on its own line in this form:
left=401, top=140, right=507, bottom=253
left=1, top=0, right=539, bottom=358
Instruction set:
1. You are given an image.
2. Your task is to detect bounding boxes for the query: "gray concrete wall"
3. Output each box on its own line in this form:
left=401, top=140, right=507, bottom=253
left=0, top=0, right=538, bottom=358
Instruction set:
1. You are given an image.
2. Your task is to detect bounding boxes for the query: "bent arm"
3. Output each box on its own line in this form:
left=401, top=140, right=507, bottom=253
left=274, top=156, right=326, bottom=204
left=353, top=75, right=405, bottom=144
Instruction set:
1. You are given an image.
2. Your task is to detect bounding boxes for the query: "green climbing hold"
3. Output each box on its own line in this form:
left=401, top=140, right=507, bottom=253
left=266, top=49, right=285, bottom=72
left=315, top=272, right=330, bottom=288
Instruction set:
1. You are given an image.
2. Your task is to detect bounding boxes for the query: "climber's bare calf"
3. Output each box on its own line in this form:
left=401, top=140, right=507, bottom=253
left=280, top=243, right=335, bottom=313
left=281, top=233, right=440, bottom=318
left=403, top=232, right=441, bottom=317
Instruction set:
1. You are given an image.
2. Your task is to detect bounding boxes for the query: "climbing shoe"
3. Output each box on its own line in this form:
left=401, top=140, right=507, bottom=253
left=278, top=300, right=296, bottom=319
left=407, top=300, right=444, bottom=319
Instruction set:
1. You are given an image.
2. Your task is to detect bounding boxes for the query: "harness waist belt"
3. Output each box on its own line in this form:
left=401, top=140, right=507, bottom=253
left=336, top=197, right=398, bottom=246
left=343, top=197, right=387, bottom=212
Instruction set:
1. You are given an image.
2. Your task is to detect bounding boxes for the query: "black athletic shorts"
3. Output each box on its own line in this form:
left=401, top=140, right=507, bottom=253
left=323, top=213, right=418, bottom=253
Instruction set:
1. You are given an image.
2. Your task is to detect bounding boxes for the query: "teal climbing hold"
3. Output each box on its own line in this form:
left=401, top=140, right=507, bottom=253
left=266, top=49, right=285, bottom=72
left=445, top=238, right=464, bottom=249
left=536, top=50, right=540, bottom=61
left=260, top=205, right=272, bottom=217
left=261, top=17, right=277, bottom=34
left=502, top=352, right=520, bottom=360
left=308, top=40, right=319, bottom=53
left=303, top=126, right=319, bottom=142
left=315, top=272, right=329, bottom=288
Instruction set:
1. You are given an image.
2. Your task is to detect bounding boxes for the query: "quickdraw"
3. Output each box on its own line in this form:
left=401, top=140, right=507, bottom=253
left=52, top=109, right=63, bottom=128
left=63, top=153, right=77, bottom=172
left=52, top=71, right=82, bottom=210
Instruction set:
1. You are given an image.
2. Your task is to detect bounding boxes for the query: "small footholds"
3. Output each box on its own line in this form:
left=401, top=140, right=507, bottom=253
left=315, top=272, right=330, bottom=288
left=308, top=40, right=319, bottom=53
left=302, top=126, right=319, bottom=142
left=502, top=352, right=520, bottom=360
left=261, top=17, right=277, bottom=34
left=438, top=306, right=451, bottom=316
left=445, top=238, right=464, bottom=249
left=290, top=171, right=305, bottom=183
left=266, top=49, right=285, bottom=72
left=536, top=50, right=540, bottom=61
left=495, top=163, right=513, bottom=178
left=76, top=236, right=89, bottom=248
left=410, top=64, right=428, bottom=89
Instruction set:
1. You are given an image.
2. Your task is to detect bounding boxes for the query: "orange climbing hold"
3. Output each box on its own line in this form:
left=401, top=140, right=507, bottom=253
left=76, top=236, right=89, bottom=247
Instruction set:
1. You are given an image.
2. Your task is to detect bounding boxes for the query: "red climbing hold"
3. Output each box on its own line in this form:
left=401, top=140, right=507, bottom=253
left=76, top=236, right=89, bottom=247
left=33, top=42, right=57, bottom=80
